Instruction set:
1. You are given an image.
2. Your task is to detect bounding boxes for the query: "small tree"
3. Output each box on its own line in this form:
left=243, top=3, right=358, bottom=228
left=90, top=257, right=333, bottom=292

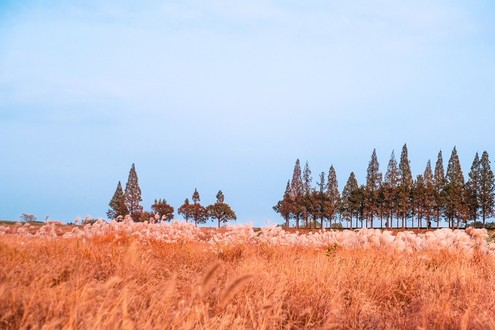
left=189, top=189, right=207, bottom=225
left=178, top=198, right=192, bottom=222
left=20, top=213, right=37, bottom=222
left=151, top=199, right=175, bottom=222
left=124, top=163, right=143, bottom=221
left=107, top=181, right=128, bottom=220
left=207, top=190, right=237, bottom=228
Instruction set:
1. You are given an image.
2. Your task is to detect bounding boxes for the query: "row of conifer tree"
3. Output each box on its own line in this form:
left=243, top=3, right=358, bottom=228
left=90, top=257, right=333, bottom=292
left=273, top=144, right=495, bottom=229
left=107, top=164, right=237, bottom=227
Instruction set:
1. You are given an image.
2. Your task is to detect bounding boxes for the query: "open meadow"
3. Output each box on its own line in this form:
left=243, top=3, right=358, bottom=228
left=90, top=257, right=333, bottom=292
left=1, top=221, right=495, bottom=329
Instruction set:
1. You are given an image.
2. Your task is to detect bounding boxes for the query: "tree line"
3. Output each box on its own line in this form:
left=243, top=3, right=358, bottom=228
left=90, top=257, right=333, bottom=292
left=107, top=164, right=237, bottom=228
left=274, top=145, right=495, bottom=229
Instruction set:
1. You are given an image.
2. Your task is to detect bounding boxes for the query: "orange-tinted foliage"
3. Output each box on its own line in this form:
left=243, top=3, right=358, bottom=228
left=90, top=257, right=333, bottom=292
left=1, top=234, right=495, bottom=329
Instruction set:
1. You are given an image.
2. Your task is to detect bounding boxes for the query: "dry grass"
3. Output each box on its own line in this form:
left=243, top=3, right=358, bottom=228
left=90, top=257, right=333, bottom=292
left=1, top=233, right=495, bottom=329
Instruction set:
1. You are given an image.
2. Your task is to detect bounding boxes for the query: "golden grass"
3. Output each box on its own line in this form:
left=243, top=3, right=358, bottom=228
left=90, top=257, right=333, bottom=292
left=1, top=234, right=495, bottom=329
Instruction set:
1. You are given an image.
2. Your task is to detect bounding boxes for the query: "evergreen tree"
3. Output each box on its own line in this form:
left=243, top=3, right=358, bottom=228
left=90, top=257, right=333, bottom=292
left=207, top=190, right=237, bottom=228
left=365, top=149, right=382, bottom=228
left=190, top=188, right=207, bottom=225
left=341, top=172, right=359, bottom=229
left=314, top=172, right=328, bottom=228
left=445, top=147, right=466, bottom=228
left=354, top=185, right=367, bottom=228
left=466, top=153, right=481, bottom=222
left=412, top=174, right=425, bottom=229
left=302, top=161, right=313, bottom=227
left=398, top=144, right=413, bottom=228
left=273, top=181, right=293, bottom=227
left=124, top=163, right=143, bottom=221
left=151, top=199, right=174, bottom=222
left=423, top=160, right=436, bottom=228
left=178, top=198, right=192, bottom=222
left=302, top=161, right=312, bottom=195
left=479, top=151, right=495, bottom=226
left=327, top=165, right=341, bottom=228
left=290, top=159, right=303, bottom=228
left=383, top=151, right=399, bottom=228
left=107, top=181, right=128, bottom=220
left=433, top=150, right=446, bottom=228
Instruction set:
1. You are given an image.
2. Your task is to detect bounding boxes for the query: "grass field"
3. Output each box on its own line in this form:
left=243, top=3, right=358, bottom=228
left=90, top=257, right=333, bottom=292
left=1, top=222, right=495, bottom=329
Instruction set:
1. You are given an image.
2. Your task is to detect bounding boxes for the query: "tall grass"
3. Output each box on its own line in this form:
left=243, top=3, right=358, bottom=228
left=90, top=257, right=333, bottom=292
left=1, top=233, right=495, bottom=329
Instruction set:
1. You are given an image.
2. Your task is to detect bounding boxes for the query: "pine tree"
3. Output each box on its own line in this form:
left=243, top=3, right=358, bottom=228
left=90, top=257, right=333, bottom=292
left=207, top=190, right=237, bottom=228
left=365, top=149, right=382, bottom=228
left=445, top=147, right=466, bottom=228
left=479, top=151, right=495, bottom=226
left=423, top=160, right=435, bottom=228
left=466, top=153, right=481, bottom=222
left=107, top=181, right=128, bottom=220
left=398, top=144, right=413, bottom=229
left=124, top=163, right=143, bottom=221
left=302, top=161, right=313, bottom=228
left=341, top=172, right=359, bottom=229
left=290, top=159, right=303, bottom=228
left=178, top=198, right=192, bottom=222
left=189, top=188, right=207, bottom=225
left=383, top=151, right=399, bottom=228
left=314, top=172, right=327, bottom=228
left=273, top=181, right=294, bottom=227
left=433, top=150, right=446, bottom=228
left=412, top=174, right=425, bottom=229
left=151, top=199, right=174, bottom=222
left=327, top=165, right=341, bottom=228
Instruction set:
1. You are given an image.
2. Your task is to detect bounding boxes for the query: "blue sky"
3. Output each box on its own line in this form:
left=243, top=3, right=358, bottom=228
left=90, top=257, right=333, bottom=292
left=1, top=0, right=494, bottom=225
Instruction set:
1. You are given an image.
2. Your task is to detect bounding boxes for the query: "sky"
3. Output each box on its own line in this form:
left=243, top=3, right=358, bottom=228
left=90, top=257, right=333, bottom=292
left=1, top=0, right=495, bottom=226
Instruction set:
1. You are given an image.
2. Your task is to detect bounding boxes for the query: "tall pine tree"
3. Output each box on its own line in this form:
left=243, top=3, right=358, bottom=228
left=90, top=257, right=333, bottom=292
left=290, top=159, right=303, bottom=228
left=412, top=174, right=426, bottom=228
left=423, top=160, right=436, bottom=228
left=327, top=165, right=341, bottom=228
left=107, top=181, right=128, bottom=220
left=341, top=172, right=359, bottom=229
left=433, top=150, right=446, bottom=228
left=466, top=153, right=481, bottom=222
left=383, top=151, right=399, bottom=228
left=445, top=147, right=466, bottom=228
left=398, top=144, right=413, bottom=229
left=479, top=151, right=495, bottom=226
left=302, top=161, right=313, bottom=228
left=124, top=164, right=143, bottom=221
left=365, top=149, right=382, bottom=228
